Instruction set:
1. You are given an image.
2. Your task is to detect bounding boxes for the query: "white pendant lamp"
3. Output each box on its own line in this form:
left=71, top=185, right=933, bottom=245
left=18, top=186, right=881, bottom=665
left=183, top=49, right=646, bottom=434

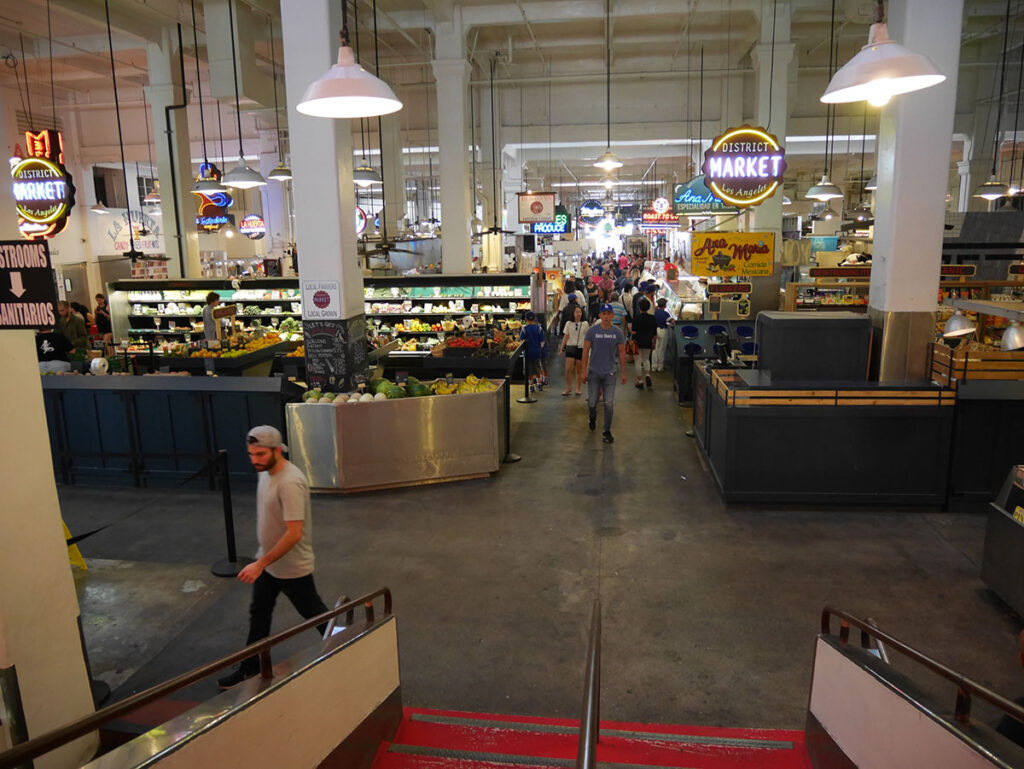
left=807, top=174, right=844, bottom=201
left=594, top=150, right=623, bottom=172
left=974, top=175, right=1009, bottom=201
left=821, top=1, right=945, bottom=107
left=942, top=310, right=976, bottom=339
left=822, top=204, right=839, bottom=221
left=267, top=163, right=293, bottom=182
left=1001, top=321, right=1024, bottom=351
left=973, top=0, right=1013, bottom=203
left=223, top=0, right=266, bottom=189
left=782, top=195, right=792, bottom=206
left=353, top=158, right=382, bottom=187
left=593, top=0, right=621, bottom=172
left=194, top=174, right=227, bottom=194
left=865, top=174, right=878, bottom=191
left=296, top=0, right=401, bottom=120
left=851, top=203, right=873, bottom=221
left=90, top=202, right=110, bottom=214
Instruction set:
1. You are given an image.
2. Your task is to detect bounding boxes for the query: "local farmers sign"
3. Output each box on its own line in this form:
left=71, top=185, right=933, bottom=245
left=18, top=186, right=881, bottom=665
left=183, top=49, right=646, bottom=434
left=11, top=130, right=76, bottom=240
left=702, top=125, right=786, bottom=208
left=691, top=232, right=775, bottom=277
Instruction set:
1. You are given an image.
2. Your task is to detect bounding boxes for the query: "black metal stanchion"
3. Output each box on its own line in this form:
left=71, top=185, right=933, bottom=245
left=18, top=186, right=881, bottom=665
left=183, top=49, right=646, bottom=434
left=516, top=347, right=537, bottom=404
left=212, top=450, right=254, bottom=577
left=503, top=375, right=521, bottom=463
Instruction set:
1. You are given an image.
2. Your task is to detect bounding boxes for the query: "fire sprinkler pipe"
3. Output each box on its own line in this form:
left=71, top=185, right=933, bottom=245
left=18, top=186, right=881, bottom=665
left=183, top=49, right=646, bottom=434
left=163, top=23, right=188, bottom=277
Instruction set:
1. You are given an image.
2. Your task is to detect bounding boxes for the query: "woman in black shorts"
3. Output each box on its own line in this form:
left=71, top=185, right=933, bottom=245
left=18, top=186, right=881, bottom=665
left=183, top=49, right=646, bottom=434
left=559, top=304, right=589, bottom=396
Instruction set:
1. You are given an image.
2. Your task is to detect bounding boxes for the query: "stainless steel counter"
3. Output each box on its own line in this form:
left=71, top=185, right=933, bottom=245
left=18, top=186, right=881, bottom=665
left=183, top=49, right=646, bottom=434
left=287, top=380, right=506, bottom=491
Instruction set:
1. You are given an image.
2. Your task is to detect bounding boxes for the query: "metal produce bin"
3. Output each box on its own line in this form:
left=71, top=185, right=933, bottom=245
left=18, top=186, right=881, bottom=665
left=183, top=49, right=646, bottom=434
left=287, top=379, right=506, bottom=492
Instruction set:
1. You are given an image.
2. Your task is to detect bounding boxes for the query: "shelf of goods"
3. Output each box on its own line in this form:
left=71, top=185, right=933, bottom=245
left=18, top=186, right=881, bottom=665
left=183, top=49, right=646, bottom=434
left=935, top=281, right=1024, bottom=344
left=287, top=376, right=509, bottom=492
left=782, top=282, right=870, bottom=312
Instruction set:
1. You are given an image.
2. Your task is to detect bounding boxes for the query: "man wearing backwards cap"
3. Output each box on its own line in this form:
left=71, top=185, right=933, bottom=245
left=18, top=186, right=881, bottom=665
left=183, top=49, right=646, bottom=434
left=218, top=426, right=329, bottom=689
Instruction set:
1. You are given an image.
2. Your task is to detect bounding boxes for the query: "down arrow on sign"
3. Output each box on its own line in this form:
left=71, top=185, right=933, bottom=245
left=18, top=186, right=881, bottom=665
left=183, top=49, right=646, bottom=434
left=9, top=272, right=26, bottom=299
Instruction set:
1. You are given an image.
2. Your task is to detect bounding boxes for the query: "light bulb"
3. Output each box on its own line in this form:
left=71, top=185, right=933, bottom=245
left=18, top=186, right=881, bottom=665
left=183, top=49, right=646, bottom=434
left=225, top=227, right=234, bottom=238
left=866, top=80, right=893, bottom=107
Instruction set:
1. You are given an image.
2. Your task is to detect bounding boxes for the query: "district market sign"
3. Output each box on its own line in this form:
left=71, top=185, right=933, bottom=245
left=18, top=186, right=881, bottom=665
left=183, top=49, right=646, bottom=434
left=673, top=175, right=737, bottom=215
left=11, top=130, right=76, bottom=240
left=701, top=125, right=786, bottom=208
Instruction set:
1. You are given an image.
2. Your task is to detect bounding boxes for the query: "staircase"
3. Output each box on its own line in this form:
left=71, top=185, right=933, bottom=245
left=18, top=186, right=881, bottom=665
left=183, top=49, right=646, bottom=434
left=372, top=708, right=813, bottom=769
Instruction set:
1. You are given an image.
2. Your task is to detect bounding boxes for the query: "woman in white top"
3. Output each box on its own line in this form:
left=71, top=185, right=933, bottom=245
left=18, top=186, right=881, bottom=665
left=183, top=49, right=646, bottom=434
left=559, top=304, right=589, bottom=396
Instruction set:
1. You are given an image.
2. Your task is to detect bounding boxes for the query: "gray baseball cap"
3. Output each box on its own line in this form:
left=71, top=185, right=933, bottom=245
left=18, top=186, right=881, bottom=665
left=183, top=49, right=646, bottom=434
left=246, top=425, right=288, bottom=452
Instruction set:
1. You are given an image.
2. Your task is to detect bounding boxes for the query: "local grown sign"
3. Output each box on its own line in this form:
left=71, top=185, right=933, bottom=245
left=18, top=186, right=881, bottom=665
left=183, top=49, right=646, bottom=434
left=701, top=125, right=786, bottom=208
left=691, top=232, right=775, bottom=277
left=11, top=130, right=76, bottom=240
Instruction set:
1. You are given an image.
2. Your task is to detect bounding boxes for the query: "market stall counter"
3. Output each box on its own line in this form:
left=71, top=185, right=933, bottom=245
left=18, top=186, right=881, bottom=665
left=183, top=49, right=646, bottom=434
left=161, top=341, right=292, bottom=377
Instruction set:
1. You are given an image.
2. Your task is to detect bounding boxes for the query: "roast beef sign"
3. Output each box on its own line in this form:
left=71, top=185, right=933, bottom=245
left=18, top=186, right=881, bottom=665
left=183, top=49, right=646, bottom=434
left=701, top=125, right=786, bottom=208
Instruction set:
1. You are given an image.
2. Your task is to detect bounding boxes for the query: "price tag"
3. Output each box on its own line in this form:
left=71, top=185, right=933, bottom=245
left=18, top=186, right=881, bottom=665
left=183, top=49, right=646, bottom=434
left=351, top=373, right=367, bottom=386
left=396, top=371, right=408, bottom=385
left=446, top=373, right=454, bottom=385
left=1014, top=506, right=1024, bottom=524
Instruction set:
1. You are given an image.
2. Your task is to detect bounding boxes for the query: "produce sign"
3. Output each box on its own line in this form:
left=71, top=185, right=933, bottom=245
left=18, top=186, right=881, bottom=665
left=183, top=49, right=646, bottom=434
left=706, top=282, right=753, bottom=294
left=701, top=125, right=786, bottom=208
left=532, top=205, right=570, bottom=234
left=0, top=240, right=58, bottom=329
left=673, top=174, right=737, bottom=215
left=517, top=192, right=556, bottom=223
left=238, top=214, right=266, bottom=240
left=578, top=199, right=605, bottom=225
left=11, top=130, right=76, bottom=240
left=808, top=266, right=871, bottom=278
left=691, top=232, right=775, bottom=277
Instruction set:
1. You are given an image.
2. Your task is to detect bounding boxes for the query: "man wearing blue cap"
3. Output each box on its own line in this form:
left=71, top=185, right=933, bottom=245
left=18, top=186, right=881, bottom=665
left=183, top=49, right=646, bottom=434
left=582, top=304, right=627, bottom=443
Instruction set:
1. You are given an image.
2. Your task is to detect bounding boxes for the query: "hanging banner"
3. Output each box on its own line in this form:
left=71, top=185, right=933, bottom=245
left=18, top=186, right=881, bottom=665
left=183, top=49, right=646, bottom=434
left=517, top=192, right=556, bottom=223
left=11, top=129, right=76, bottom=240
left=691, top=232, right=775, bottom=276
left=702, top=125, right=786, bottom=208
left=673, top=174, right=738, bottom=215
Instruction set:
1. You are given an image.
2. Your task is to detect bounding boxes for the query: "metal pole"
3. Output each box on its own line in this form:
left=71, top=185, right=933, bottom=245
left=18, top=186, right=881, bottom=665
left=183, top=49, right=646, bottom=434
left=503, top=375, right=521, bottom=462
left=211, top=450, right=253, bottom=577
left=516, top=347, right=537, bottom=404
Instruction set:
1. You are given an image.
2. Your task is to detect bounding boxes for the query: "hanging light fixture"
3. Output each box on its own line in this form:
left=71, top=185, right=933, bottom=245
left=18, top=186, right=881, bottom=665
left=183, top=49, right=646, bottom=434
left=808, top=174, right=844, bottom=201
left=1001, top=321, right=1024, bottom=351
left=266, top=13, right=292, bottom=181
left=822, top=0, right=945, bottom=107
left=865, top=174, right=878, bottom=191
left=782, top=195, right=792, bottom=206
left=222, top=0, right=266, bottom=189
left=942, top=310, right=976, bottom=339
left=90, top=202, right=110, bottom=214
left=353, top=157, right=382, bottom=187
left=822, top=204, right=839, bottom=221
left=188, top=0, right=225, bottom=195
left=808, top=1, right=843, bottom=202
left=974, top=0, right=1012, bottom=202
left=593, top=0, right=622, bottom=172
left=296, top=0, right=401, bottom=118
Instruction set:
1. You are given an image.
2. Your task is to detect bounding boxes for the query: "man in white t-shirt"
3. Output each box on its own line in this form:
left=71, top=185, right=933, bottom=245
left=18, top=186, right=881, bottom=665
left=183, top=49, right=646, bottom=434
left=218, top=425, right=329, bottom=689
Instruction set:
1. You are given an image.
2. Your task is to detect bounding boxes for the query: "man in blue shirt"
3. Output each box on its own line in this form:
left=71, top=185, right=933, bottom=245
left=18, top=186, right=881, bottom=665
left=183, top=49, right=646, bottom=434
left=581, top=304, right=627, bottom=444
left=519, top=311, right=546, bottom=392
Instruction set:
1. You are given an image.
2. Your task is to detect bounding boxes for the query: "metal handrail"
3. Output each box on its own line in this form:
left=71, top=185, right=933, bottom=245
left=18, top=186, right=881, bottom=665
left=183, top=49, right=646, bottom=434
left=576, top=599, right=601, bottom=769
left=0, top=588, right=392, bottom=769
left=864, top=616, right=890, bottom=664
left=822, top=606, right=1024, bottom=726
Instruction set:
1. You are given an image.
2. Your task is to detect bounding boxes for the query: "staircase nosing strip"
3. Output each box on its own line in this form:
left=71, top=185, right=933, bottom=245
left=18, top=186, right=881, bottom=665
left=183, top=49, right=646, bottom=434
left=387, top=743, right=701, bottom=769
left=407, top=713, right=794, bottom=750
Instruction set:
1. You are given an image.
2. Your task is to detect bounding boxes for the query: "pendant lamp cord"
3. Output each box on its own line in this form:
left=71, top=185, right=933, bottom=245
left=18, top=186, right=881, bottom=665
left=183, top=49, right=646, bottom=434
left=269, top=13, right=284, bottom=160
left=992, top=0, right=1012, bottom=178
left=104, top=0, right=136, bottom=252
left=19, top=32, right=33, bottom=126
left=1009, top=25, right=1023, bottom=193
left=227, top=0, right=245, bottom=161
left=825, top=0, right=837, bottom=179
left=858, top=103, right=867, bottom=206
left=372, top=0, right=390, bottom=242
left=490, top=56, right=499, bottom=229
left=470, top=68, right=478, bottom=212
left=46, top=0, right=56, bottom=127
left=766, top=0, right=777, bottom=133
left=190, top=0, right=210, bottom=166
left=605, top=0, right=611, bottom=151
left=142, top=89, right=156, bottom=187
left=698, top=46, right=704, bottom=149
left=352, top=0, right=368, bottom=161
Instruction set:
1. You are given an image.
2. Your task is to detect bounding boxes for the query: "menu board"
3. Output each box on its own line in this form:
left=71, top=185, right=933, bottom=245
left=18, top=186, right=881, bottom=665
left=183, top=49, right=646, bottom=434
left=303, top=316, right=370, bottom=391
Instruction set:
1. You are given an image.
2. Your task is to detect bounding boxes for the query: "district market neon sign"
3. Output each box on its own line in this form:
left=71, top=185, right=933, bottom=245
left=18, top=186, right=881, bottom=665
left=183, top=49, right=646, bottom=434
left=701, top=125, right=786, bottom=208
left=11, top=129, right=76, bottom=240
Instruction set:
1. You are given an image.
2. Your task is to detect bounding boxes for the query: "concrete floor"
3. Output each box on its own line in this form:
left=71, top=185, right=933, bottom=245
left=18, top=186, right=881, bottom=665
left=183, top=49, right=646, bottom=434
left=60, top=358, right=1024, bottom=731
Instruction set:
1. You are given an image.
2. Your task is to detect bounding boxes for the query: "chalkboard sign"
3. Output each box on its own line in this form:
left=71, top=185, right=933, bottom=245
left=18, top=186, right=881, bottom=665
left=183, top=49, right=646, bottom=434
left=304, top=319, right=347, bottom=391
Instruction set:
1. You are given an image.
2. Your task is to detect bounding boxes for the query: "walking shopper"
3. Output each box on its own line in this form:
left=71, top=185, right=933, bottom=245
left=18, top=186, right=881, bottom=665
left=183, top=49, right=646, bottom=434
left=652, top=297, right=673, bottom=371
left=630, top=297, right=657, bottom=389
left=218, top=426, right=329, bottom=689
left=519, top=311, right=546, bottom=392
left=582, top=304, right=627, bottom=444
left=203, top=291, right=223, bottom=342
left=559, top=305, right=589, bottom=396
left=55, top=300, right=88, bottom=352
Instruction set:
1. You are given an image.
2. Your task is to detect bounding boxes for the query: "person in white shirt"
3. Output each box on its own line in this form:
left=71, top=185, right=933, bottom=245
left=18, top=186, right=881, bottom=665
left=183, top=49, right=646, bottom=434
left=559, top=304, right=589, bottom=396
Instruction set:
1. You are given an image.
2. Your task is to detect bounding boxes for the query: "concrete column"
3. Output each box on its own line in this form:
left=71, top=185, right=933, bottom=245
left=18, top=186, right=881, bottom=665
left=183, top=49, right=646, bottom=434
left=257, top=129, right=287, bottom=261
left=957, top=156, right=972, bottom=213
left=432, top=40, right=472, bottom=273
left=0, top=331, right=98, bottom=766
left=281, top=0, right=366, bottom=390
left=751, top=0, right=793, bottom=265
left=147, top=29, right=201, bottom=278
left=869, top=0, right=963, bottom=382
left=379, top=113, right=406, bottom=236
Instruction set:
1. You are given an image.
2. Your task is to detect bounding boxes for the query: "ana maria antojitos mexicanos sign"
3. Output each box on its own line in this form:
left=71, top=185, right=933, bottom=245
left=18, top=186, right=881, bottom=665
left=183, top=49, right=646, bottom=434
left=702, top=125, right=786, bottom=208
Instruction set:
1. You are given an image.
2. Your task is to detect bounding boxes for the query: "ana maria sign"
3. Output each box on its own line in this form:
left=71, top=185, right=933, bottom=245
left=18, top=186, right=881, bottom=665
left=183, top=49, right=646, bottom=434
left=702, top=125, right=786, bottom=208
left=673, top=175, right=737, bottom=215
left=11, top=130, right=76, bottom=240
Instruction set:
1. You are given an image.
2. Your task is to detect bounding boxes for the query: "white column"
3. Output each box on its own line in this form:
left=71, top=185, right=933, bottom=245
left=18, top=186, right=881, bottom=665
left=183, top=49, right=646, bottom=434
left=258, top=129, right=287, bottom=261
left=281, top=0, right=366, bottom=389
left=751, top=0, right=793, bottom=265
left=956, top=156, right=972, bottom=213
left=147, top=29, right=200, bottom=278
left=379, top=113, right=406, bottom=236
left=869, top=0, right=963, bottom=380
left=432, top=54, right=472, bottom=273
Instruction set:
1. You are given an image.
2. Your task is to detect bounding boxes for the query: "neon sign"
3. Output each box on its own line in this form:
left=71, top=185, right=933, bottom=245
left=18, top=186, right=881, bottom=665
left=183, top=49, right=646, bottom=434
left=12, top=129, right=76, bottom=240
left=196, top=214, right=233, bottom=232
left=640, top=211, right=679, bottom=225
left=701, top=125, right=786, bottom=208
left=578, top=199, right=605, bottom=225
left=239, top=214, right=266, bottom=240
left=355, top=206, right=367, bottom=235
left=652, top=197, right=670, bottom=214
left=673, top=175, right=737, bottom=215
left=532, top=205, right=570, bottom=234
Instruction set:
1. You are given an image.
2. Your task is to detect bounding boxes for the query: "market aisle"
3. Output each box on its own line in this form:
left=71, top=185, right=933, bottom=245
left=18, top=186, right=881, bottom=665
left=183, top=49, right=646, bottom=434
left=59, top=355, right=1023, bottom=732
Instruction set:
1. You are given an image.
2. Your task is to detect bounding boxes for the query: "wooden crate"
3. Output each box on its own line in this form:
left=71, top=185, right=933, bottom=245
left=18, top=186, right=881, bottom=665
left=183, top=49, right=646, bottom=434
left=930, top=342, right=1024, bottom=387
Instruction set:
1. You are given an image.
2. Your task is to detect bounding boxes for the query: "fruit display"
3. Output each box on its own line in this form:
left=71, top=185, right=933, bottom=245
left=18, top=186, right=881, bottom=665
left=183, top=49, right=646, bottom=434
left=187, top=332, right=284, bottom=358
left=300, top=374, right=498, bottom=404
left=287, top=344, right=305, bottom=357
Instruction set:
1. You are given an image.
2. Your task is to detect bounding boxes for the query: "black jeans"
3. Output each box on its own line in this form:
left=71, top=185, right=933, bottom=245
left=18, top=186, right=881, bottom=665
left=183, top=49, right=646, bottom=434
left=241, top=572, right=329, bottom=674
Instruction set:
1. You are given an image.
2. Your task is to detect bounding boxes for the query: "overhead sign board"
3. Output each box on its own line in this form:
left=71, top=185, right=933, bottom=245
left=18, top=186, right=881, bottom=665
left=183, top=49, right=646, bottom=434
left=517, top=192, right=556, bottom=223
left=673, top=174, right=738, bottom=215
left=652, top=197, right=670, bottom=214
left=808, top=266, right=872, bottom=278
left=0, top=240, right=58, bottom=329
left=939, top=264, right=976, bottom=277
left=702, top=125, right=786, bottom=208
left=12, top=129, right=76, bottom=240
left=578, top=199, right=605, bottom=225
left=532, top=205, right=571, bottom=234
left=640, top=210, right=680, bottom=225
left=691, top=232, right=775, bottom=277
left=706, top=282, right=753, bottom=294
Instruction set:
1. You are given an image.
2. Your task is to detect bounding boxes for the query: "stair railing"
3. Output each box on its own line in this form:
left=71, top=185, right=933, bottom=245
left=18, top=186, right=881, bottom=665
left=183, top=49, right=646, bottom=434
left=0, top=588, right=392, bottom=769
left=822, top=606, right=1024, bottom=726
left=576, top=599, right=601, bottom=769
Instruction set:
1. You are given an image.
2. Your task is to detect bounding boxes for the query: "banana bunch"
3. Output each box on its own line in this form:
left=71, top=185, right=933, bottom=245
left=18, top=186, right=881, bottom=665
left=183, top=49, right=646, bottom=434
left=431, top=380, right=458, bottom=395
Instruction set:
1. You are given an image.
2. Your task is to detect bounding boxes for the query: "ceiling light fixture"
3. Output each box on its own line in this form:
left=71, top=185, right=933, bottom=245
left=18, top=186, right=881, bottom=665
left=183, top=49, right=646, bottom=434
left=189, top=0, right=225, bottom=195
left=266, top=13, right=292, bottom=181
left=808, top=174, right=844, bottom=201
left=809, top=1, right=843, bottom=202
left=865, top=174, right=878, bottom=191
left=90, top=202, right=110, bottom=214
left=222, top=0, right=266, bottom=189
left=822, top=0, right=945, bottom=107
left=943, top=310, right=976, bottom=339
left=296, top=0, right=401, bottom=118
left=353, top=158, right=382, bottom=187
left=1002, top=321, right=1024, bottom=351
left=974, top=0, right=1012, bottom=202
left=593, top=0, right=622, bottom=172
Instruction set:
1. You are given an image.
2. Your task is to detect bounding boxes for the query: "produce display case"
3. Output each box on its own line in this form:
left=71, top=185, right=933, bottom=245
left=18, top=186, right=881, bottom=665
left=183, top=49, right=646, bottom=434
left=782, top=281, right=870, bottom=312
left=160, top=341, right=292, bottom=377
